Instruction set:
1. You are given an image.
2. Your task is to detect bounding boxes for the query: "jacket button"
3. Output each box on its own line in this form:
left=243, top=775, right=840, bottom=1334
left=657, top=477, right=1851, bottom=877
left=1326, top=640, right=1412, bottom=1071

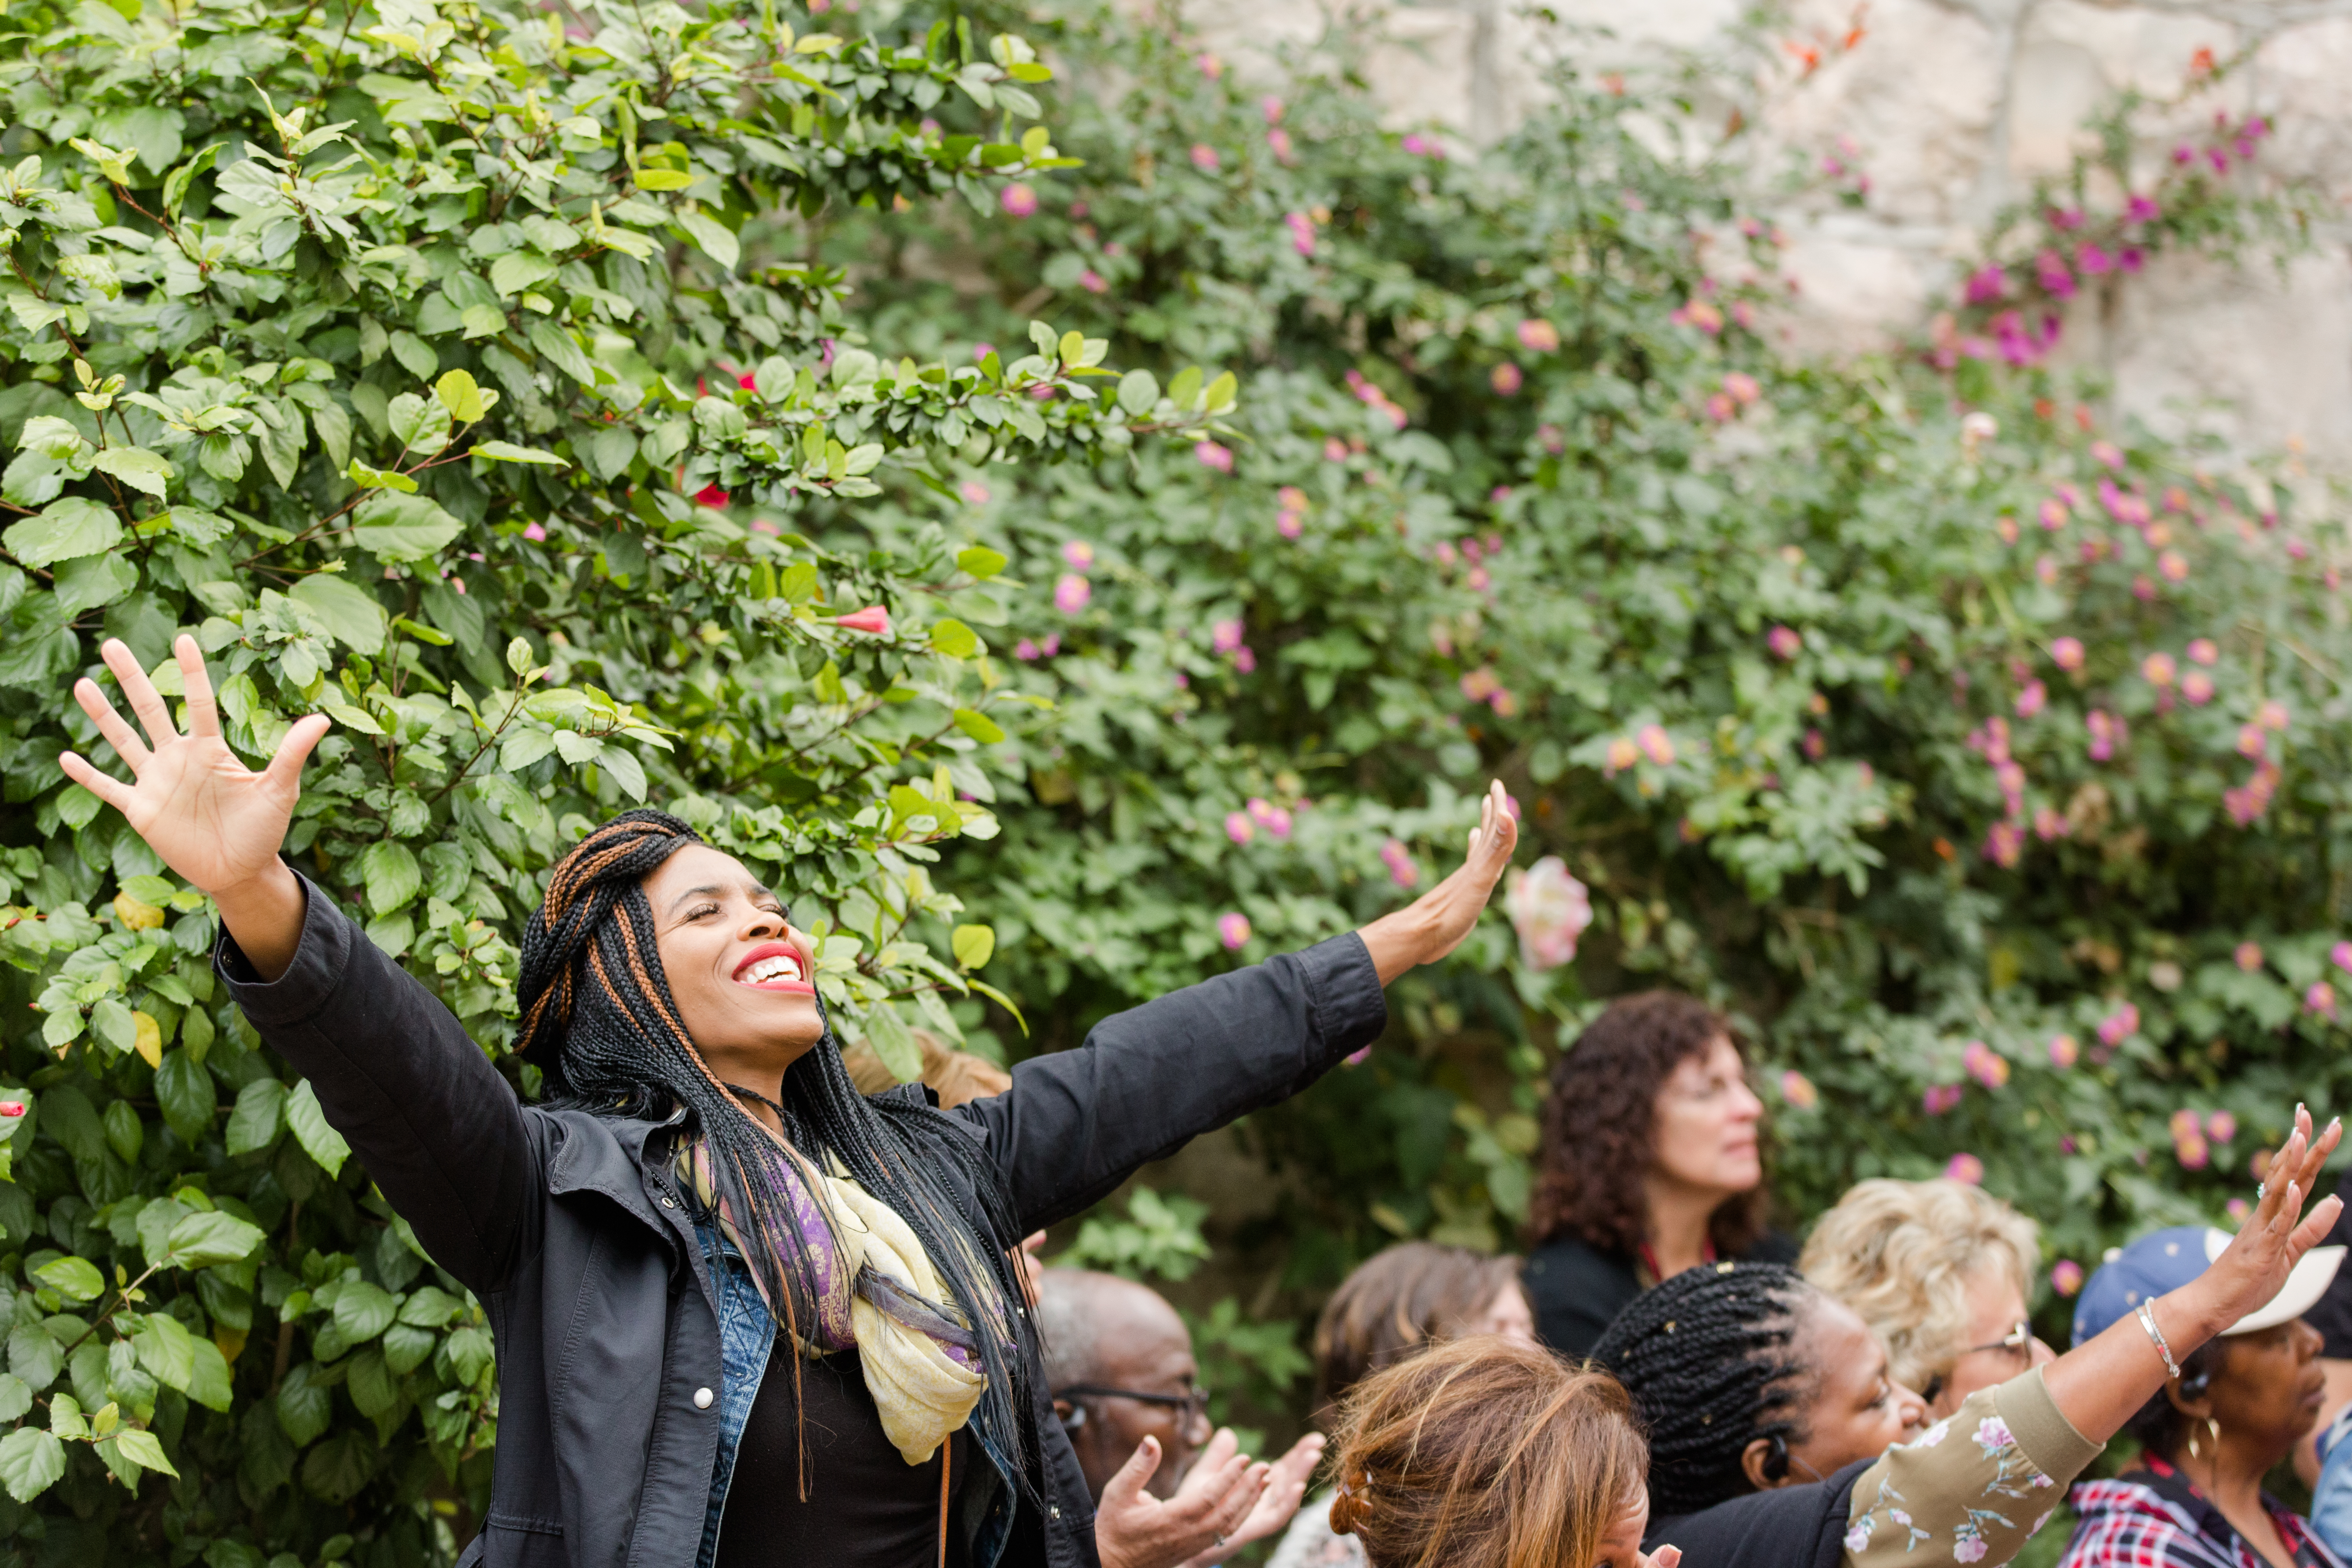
left=662, top=1197, right=677, bottom=1209
left=1049, top=1508, right=1061, bottom=1520
left=694, top=1387, right=714, bottom=1409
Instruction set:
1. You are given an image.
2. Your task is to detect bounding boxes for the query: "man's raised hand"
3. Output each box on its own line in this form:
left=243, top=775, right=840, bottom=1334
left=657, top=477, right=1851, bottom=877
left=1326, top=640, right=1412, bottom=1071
left=1360, top=779, right=1522, bottom=984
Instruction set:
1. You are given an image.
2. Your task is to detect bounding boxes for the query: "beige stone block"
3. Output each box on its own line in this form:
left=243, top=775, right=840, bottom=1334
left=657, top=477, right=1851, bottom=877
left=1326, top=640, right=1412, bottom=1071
left=1774, top=223, right=1941, bottom=353
left=2248, top=18, right=2352, bottom=189
left=2008, top=4, right=2236, bottom=178
left=1358, top=4, right=1481, bottom=132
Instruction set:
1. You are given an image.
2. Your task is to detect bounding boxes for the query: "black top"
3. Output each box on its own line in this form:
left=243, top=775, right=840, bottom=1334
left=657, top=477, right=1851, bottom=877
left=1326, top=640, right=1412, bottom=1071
left=1643, top=1458, right=1870, bottom=1568
left=2307, top=1166, right=2352, bottom=1358
left=1525, top=1230, right=1801, bottom=1359
left=719, top=1349, right=972, bottom=1568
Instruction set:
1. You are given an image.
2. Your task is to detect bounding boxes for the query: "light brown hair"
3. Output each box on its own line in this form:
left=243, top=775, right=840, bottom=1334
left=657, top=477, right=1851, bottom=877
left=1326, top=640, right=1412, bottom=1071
left=1327, top=1336, right=1648, bottom=1568
left=1314, top=1242, right=1524, bottom=1417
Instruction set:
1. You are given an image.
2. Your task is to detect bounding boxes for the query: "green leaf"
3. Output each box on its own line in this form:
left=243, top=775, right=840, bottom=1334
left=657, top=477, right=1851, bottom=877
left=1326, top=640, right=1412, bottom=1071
left=633, top=167, right=695, bottom=191
left=952, top=923, right=996, bottom=971
left=5, top=496, right=123, bottom=567
left=225, top=1076, right=287, bottom=1155
left=356, top=840, right=422, bottom=915
left=388, top=329, right=439, bottom=380
left=346, top=459, right=418, bottom=492
left=290, top=572, right=388, bottom=653
left=165, top=1209, right=266, bottom=1268
left=91, top=445, right=174, bottom=499
left=0, top=1373, right=28, bottom=1423
left=277, top=1363, right=331, bottom=1447
left=286, top=1080, right=350, bottom=1177
left=155, top=1049, right=216, bottom=1144
left=109, top=1427, right=178, bottom=1478
left=1115, top=369, right=1160, bottom=415
left=956, top=546, right=1008, bottom=580
left=675, top=210, right=740, bottom=272
left=351, top=490, right=463, bottom=563
left=184, top=1337, right=231, bottom=1411
left=332, top=1281, right=398, bottom=1344
left=952, top=707, right=1005, bottom=743
left=32, top=1256, right=104, bottom=1303
left=434, top=369, right=491, bottom=423
left=929, top=619, right=979, bottom=657
left=132, top=1313, right=195, bottom=1391
left=0, top=1427, right=66, bottom=1502
left=471, top=439, right=568, bottom=466
left=862, top=1000, right=922, bottom=1083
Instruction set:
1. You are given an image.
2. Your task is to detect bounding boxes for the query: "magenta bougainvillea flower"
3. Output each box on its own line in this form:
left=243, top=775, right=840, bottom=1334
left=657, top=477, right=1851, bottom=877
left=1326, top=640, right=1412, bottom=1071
left=1964, top=266, right=2006, bottom=304
left=2015, top=681, right=2047, bottom=718
left=2034, top=250, right=2077, bottom=298
left=693, top=484, right=730, bottom=506
left=1217, top=911, right=1251, bottom=950
left=2126, top=194, right=2161, bottom=223
left=1284, top=211, right=1316, bottom=257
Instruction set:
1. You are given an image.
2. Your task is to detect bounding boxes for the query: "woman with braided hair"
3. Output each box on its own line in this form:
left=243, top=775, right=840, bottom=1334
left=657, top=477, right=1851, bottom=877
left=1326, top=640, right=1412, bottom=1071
left=57, top=636, right=1522, bottom=1568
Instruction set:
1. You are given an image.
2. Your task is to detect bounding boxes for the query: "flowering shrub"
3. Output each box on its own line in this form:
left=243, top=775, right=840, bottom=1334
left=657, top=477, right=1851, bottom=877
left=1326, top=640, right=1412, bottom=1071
left=831, top=3, right=2349, bottom=1437
left=0, top=0, right=1234, bottom=1549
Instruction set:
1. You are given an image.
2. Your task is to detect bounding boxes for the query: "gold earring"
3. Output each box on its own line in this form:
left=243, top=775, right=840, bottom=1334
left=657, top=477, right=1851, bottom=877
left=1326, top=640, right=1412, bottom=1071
left=2188, top=1421, right=2202, bottom=1460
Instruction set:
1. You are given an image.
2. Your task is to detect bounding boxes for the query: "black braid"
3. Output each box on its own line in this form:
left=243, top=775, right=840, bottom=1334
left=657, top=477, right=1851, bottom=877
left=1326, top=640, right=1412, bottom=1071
left=1590, top=1261, right=1819, bottom=1517
left=514, top=809, right=1039, bottom=1493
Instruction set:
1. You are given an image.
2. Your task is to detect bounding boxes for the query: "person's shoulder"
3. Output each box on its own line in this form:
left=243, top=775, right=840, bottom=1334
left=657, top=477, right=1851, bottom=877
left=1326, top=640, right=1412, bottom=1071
left=1740, top=1229, right=1803, bottom=1266
left=1642, top=1467, right=1862, bottom=1568
left=1525, top=1233, right=1637, bottom=1288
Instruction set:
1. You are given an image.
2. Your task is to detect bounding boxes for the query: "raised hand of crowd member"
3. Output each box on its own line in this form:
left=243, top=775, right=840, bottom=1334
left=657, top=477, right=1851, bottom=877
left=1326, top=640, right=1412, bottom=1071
left=1176, top=1432, right=1325, bottom=1568
left=59, top=636, right=1525, bottom=1568
left=1093, top=1430, right=1271, bottom=1568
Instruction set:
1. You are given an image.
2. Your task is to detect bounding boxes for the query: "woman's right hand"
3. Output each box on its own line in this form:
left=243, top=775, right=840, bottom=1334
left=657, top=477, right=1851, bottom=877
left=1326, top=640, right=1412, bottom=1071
left=2188, top=1104, right=2343, bottom=1334
left=60, top=637, right=327, bottom=978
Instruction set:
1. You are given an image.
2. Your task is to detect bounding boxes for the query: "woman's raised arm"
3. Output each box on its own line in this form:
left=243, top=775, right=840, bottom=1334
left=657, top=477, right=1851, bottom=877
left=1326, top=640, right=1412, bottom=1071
left=61, top=636, right=539, bottom=1293
left=60, top=635, right=327, bottom=978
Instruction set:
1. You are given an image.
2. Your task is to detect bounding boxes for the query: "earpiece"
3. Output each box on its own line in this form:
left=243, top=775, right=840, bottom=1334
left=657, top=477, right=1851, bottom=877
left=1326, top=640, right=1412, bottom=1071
left=1763, top=1434, right=1791, bottom=1482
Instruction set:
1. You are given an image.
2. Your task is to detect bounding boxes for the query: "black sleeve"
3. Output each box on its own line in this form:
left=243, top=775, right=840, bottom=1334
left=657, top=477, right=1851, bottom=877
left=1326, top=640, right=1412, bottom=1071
left=216, top=874, right=540, bottom=1296
left=1524, top=1239, right=1642, bottom=1360
left=2308, top=1166, right=2352, bottom=1358
left=949, top=932, right=1388, bottom=1232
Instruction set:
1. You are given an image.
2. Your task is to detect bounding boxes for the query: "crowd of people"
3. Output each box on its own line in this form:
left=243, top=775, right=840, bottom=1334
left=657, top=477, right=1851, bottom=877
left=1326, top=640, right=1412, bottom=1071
left=51, top=638, right=2352, bottom=1568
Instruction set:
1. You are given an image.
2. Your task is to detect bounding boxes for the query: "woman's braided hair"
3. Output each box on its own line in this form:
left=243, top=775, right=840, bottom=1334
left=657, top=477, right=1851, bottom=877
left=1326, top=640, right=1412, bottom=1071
left=1590, top=1261, right=1820, bottom=1517
left=513, top=808, right=1037, bottom=1485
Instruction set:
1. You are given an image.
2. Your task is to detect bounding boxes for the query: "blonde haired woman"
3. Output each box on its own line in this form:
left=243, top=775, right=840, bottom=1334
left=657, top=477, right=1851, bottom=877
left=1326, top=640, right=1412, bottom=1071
left=1800, top=1178, right=2053, bottom=1417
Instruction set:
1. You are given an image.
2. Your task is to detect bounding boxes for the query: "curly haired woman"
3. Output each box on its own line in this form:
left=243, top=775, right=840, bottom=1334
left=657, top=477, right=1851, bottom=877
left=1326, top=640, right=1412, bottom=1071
left=58, top=636, right=1521, bottom=1568
left=1525, top=993, right=1792, bottom=1357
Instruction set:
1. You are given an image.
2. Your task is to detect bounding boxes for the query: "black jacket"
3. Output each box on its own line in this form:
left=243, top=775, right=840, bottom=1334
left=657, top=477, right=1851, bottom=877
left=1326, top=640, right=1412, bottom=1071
left=1525, top=1230, right=1801, bottom=1359
left=219, top=877, right=1389, bottom=1568
left=1643, top=1459, right=1871, bottom=1568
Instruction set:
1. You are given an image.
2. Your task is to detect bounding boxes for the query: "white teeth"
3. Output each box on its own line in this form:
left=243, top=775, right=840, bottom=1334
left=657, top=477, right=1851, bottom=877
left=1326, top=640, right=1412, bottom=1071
left=740, top=955, right=803, bottom=985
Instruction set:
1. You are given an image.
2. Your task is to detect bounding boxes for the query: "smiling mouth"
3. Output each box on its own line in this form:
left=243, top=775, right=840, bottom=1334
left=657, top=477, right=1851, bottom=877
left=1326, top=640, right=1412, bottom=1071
left=733, top=943, right=815, bottom=993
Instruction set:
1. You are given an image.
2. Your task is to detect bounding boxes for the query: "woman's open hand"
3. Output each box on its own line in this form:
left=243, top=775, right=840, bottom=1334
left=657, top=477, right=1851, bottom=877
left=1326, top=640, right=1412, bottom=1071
left=2192, top=1103, right=2344, bottom=1334
left=59, top=637, right=326, bottom=978
left=1359, top=780, right=1520, bottom=984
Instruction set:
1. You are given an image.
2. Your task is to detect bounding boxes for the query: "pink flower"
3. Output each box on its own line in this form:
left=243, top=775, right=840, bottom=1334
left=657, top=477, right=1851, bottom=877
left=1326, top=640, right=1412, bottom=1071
left=2188, top=638, right=2219, bottom=666
left=1212, top=619, right=1245, bottom=654
left=1217, top=911, right=1251, bottom=950
left=2259, top=699, right=2290, bottom=731
left=1225, top=810, right=1255, bottom=844
left=2048, top=1033, right=2079, bottom=1068
left=2227, top=1197, right=2250, bottom=1221
left=522, top=522, right=547, bottom=541
left=834, top=605, right=892, bottom=635
left=2097, top=1003, right=2139, bottom=1047
left=2086, top=709, right=2122, bottom=762
left=2142, top=652, right=2177, bottom=686
left=1266, top=128, right=1295, bottom=164
left=1767, top=625, right=1802, bottom=660
left=1604, top=736, right=1641, bottom=775
left=1284, top=211, right=1316, bottom=257
left=1380, top=838, right=1420, bottom=888
left=959, top=480, right=991, bottom=505
left=2015, top=681, right=2046, bottom=718
left=1400, top=133, right=1445, bottom=159
left=2176, top=1133, right=2211, bottom=1169
left=1945, top=1153, right=1986, bottom=1185
left=1637, top=724, right=1676, bottom=766
left=1803, top=728, right=1827, bottom=761
left=2236, top=723, right=2267, bottom=760
left=1194, top=442, right=1234, bottom=474
left=2182, top=672, right=2215, bottom=705
left=1189, top=143, right=1220, bottom=172
left=737, top=371, right=758, bottom=391
left=1997, top=516, right=2020, bottom=546
left=1705, top=392, right=1735, bottom=422
left=1963, top=1041, right=2010, bottom=1089
left=1505, top=856, right=1594, bottom=970
left=1924, top=1084, right=1965, bottom=1116
left=1324, top=438, right=1348, bottom=462
left=1053, top=573, right=1091, bottom=614
left=1723, top=371, right=1762, bottom=404
left=2051, top=1260, right=2085, bottom=1297
left=2126, top=194, right=2160, bottom=223
left=1277, top=485, right=1309, bottom=517
left=1518, top=319, right=1561, bottom=353
left=0, top=1100, right=24, bottom=1119
left=1013, top=639, right=1040, bottom=661
left=1195, top=51, right=1222, bottom=78
left=1984, top=821, right=2024, bottom=867
left=2237, top=942, right=2266, bottom=972
left=694, top=484, right=730, bottom=507
left=2207, top=1110, right=2237, bottom=1143
left=2311, top=981, right=2339, bottom=1018
left=1078, top=269, right=1107, bottom=294
left=2091, top=440, right=2124, bottom=472
left=2038, top=499, right=2069, bottom=532
left=972, top=343, right=996, bottom=363
left=1061, top=540, right=1095, bottom=571
left=1262, top=95, right=1285, bottom=124
left=1964, top=266, right=2007, bottom=304
left=2034, top=250, right=2077, bottom=299
left=999, top=184, right=1038, bottom=218
left=1491, top=363, right=1523, bottom=396
left=2158, top=549, right=2188, bottom=582
left=1278, top=512, right=1303, bottom=540
left=1248, top=798, right=1294, bottom=838
left=1778, top=1069, right=1819, bottom=1110
left=2078, top=243, right=2113, bottom=275
left=1672, top=299, right=1725, bottom=334
left=2051, top=637, right=2084, bottom=672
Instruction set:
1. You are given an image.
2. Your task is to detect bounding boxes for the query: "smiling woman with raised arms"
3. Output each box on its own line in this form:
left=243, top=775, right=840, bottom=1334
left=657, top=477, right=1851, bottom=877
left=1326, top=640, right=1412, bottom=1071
left=57, top=635, right=1520, bottom=1568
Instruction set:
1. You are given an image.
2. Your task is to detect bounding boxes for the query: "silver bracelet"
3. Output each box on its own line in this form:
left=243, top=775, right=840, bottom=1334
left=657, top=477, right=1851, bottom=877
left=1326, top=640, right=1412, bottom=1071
left=2138, top=1300, right=2182, bottom=1380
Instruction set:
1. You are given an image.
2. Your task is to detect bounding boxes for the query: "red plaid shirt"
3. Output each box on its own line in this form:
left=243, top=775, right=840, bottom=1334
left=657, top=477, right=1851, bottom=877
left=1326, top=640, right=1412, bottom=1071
left=2059, top=1459, right=2346, bottom=1568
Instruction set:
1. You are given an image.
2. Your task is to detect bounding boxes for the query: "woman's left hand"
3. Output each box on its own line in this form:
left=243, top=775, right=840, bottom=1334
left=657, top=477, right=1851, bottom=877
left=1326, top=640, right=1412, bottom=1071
left=1360, top=780, right=1520, bottom=984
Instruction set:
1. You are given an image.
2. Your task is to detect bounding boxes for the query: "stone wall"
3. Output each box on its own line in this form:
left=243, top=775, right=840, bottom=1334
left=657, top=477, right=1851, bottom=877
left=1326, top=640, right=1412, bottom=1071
left=1178, top=0, right=2352, bottom=465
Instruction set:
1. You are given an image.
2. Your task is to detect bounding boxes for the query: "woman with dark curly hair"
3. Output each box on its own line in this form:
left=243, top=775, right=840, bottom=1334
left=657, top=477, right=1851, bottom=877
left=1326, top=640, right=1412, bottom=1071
left=1525, top=992, right=1792, bottom=1357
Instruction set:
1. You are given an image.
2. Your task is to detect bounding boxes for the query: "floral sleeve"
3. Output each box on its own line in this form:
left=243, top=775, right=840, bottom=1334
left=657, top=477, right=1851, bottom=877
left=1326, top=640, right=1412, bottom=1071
left=1841, top=1369, right=2105, bottom=1568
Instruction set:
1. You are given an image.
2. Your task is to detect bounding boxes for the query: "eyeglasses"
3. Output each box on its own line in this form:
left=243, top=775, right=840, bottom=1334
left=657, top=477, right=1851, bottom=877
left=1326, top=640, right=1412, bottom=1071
left=1920, top=1322, right=2035, bottom=1406
left=1055, top=1384, right=1212, bottom=1419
